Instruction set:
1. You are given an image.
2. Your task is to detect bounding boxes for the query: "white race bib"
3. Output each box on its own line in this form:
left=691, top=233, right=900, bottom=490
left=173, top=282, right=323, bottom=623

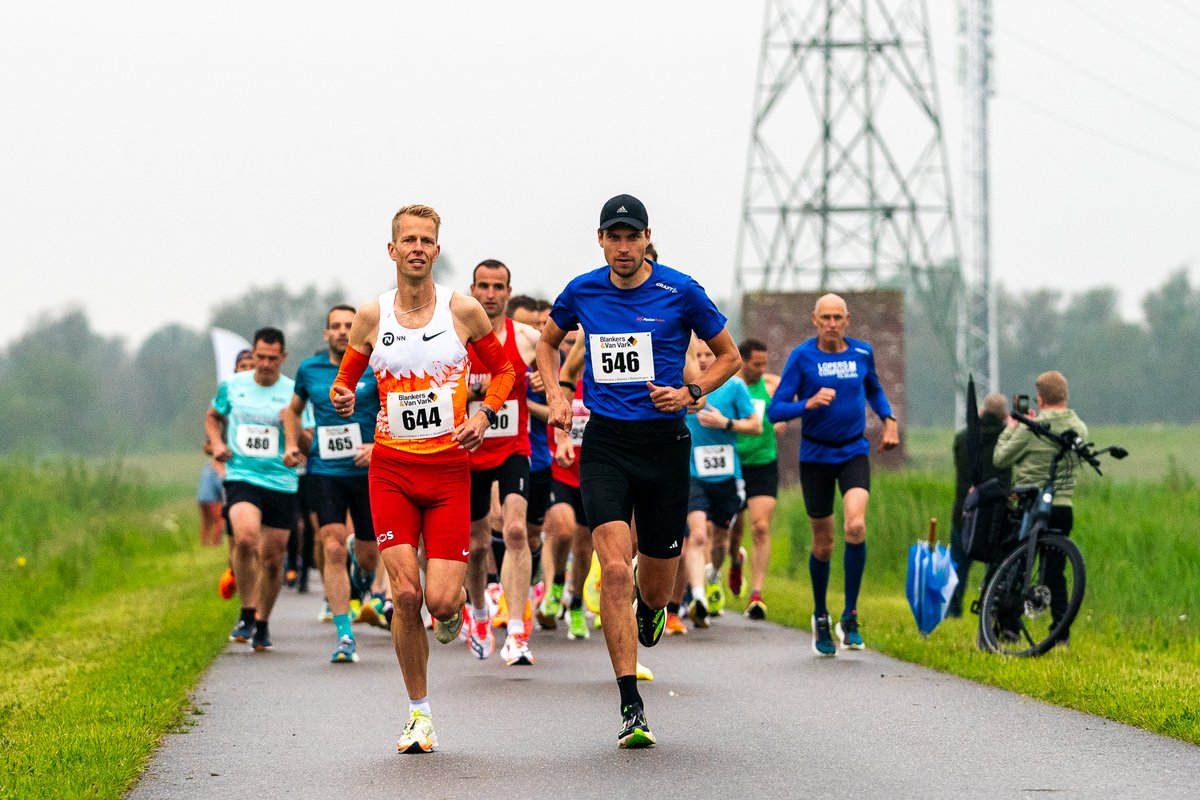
left=589, top=332, right=655, bottom=384
left=387, top=389, right=454, bottom=440
left=237, top=424, right=279, bottom=458
left=752, top=398, right=767, bottom=421
left=569, top=399, right=590, bottom=446
left=469, top=399, right=519, bottom=439
left=694, top=444, right=735, bottom=478
left=318, top=424, right=363, bottom=459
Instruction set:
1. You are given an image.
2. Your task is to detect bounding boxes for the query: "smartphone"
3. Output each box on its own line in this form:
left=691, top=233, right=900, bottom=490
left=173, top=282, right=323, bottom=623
left=1014, top=394, right=1030, bottom=414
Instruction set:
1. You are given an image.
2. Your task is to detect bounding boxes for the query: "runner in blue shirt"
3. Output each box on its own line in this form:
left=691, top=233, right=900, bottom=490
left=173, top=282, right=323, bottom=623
left=679, top=337, right=760, bottom=630
left=535, top=194, right=742, bottom=749
left=768, top=293, right=900, bottom=656
left=283, top=305, right=381, bottom=664
left=206, top=327, right=299, bottom=653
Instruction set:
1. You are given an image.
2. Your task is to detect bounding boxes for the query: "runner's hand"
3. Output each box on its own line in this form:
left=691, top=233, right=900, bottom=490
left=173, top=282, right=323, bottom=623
left=331, top=384, right=356, bottom=418
left=353, top=442, right=374, bottom=468
left=528, top=369, right=545, bottom=393
left=452, top=411, right=491, bottom=452
left=212, top=442, right=233, bottom=463
left=804, top=387, right=836, bottom=411
left=647, top=382, right=690, bottom=414
left=696, top=408, right=727, bottom=430
left=555, top=438, right=575, bottom=468
left=282, top=446, right=305, bottom=468
left=547, top=393, right=572, bottom=431
left=879, top=417, right=900, bottom=452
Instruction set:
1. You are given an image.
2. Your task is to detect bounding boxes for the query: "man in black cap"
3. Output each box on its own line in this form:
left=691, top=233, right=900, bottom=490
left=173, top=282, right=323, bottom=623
left=536, top=194, right=741, bottom=748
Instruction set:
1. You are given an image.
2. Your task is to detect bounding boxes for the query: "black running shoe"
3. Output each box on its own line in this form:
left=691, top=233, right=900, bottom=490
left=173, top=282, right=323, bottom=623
left=617, top=704, right=656, bottom=749
left=635, top=590, right=665, bottom=648
left=252, top=622, right=273, bottom=652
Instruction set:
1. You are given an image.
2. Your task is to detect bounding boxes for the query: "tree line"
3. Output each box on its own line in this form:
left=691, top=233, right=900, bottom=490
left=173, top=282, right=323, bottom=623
left=0, top=269, right=1195, bottom=455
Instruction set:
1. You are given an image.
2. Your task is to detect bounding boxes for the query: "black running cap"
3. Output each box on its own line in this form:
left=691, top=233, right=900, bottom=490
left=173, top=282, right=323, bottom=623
left=598, top=194, right=648, bottom=231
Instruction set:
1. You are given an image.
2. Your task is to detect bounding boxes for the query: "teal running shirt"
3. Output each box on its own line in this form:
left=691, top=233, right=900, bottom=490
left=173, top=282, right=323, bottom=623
left=212, top=371, right=299, bottom=493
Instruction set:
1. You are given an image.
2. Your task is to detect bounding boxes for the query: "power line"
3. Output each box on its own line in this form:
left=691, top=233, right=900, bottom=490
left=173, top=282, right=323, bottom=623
left=997, top=24, right=1200, bottom=137
left=1061, top=0, right=1200, bottom=86
left=1002, top=92, right=1200, bottom=178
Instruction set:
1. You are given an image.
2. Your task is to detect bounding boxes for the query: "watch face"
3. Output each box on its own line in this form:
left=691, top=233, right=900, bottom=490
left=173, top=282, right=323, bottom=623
left=688, top=384, right=702, bottom=400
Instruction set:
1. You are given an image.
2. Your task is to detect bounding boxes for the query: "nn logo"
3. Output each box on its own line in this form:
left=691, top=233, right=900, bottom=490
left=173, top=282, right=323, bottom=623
left=382, top=332, right=395, bottom=346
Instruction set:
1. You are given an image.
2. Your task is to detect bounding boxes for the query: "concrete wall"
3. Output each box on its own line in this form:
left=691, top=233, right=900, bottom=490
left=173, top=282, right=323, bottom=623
left=741, top=290, right=907, bottom=487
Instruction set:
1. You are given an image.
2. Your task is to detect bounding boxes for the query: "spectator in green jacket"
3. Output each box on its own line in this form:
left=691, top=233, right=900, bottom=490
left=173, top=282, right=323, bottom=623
left=992, top=370, right=1087, bottom=646
left=947, top=392, right=1012, bottom=618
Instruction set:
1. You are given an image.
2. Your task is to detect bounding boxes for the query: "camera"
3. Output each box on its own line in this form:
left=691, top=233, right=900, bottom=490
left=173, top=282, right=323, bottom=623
left=1014, top=394, right=1030, bottom=415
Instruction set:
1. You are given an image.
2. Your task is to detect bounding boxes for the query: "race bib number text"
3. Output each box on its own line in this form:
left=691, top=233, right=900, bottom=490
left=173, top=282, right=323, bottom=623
left=569, top=399, right=590, bottom=446
left=589, top=332, right=655, bottom=384
left=694, top=444, right=735, bottom=478
left=387, top=389, right=454, bottom=439
left=238, top=424, right=279, bottom=458
left=469, top=400, right=519, bottom=439
left=318, top=424, right=363, bottom=459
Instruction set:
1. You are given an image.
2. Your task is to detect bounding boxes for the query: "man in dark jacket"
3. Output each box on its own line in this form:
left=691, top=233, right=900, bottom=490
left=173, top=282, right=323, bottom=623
left=947, top=392, right=1011, bottom=617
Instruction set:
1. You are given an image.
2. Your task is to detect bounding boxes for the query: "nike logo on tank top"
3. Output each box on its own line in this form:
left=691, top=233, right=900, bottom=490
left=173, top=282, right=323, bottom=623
left=370, top=285, right=470, bottom=454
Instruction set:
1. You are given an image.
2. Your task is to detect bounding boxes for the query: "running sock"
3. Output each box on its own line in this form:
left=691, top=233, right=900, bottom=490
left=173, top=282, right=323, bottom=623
left=239, top=607, right=256, bottom=625
left=409, top=697, right=431, bottom=717
left=843, top=541, right=867, bottom=615
left=487, top=573, right=499, bottom=586
left=809, top=553, right=830, bottom=618
left=667, top=602, right=681, bottom=615
left=333, top=613, right=352, bottom=640
left=507, top=619, right=526, bottom=636
left=570, top=595, right=583, bottom=610
left=254, top=619, right=269, bottom=638
left=530, top=546, right=542, bottom=581
left=749, top=590, right=763, bottom=602
left=553, top=572, right=566, bottom=586
left=616, top=675, right=642, bottom=711
left=472, top=605, right=488, bottom=623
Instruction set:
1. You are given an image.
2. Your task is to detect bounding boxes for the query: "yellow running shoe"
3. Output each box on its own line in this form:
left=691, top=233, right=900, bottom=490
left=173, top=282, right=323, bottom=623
left=397, top=710, right=437, bottom=754
left=583, top=552, right=602, bottom=614
left=635, top=661, right=654, bottom=681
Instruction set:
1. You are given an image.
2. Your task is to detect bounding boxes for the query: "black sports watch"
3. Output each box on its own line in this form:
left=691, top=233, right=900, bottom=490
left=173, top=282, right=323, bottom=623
left=481, top=405, right=499, bottom=426
left=686, top=383, right=703, bottom=402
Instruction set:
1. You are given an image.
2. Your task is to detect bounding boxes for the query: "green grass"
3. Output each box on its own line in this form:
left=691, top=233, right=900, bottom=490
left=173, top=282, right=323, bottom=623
left=905, top=423, right=1200, bottom=482
left=731, top=470, right=1200, bottom=745
left=0, top=458, right=231, bottom=799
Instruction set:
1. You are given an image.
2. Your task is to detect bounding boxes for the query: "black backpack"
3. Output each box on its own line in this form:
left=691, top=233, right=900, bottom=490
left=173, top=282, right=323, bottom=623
left=960, top=477, right=1012, bottom=563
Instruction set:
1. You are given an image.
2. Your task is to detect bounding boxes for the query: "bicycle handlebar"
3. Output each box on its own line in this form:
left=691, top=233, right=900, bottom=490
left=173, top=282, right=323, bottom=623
left=1008, top=410, right=1110, bottom=474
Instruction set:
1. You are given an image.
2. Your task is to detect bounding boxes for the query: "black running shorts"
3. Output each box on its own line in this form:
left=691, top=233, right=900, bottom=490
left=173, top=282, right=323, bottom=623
left=579, top=412, right=691, bottom=560
left=224, top=480, right=298, bottom=531
left=687, top=476, right=744, bottom=529
left=469, top=453, right=531, bottom=522
left=549, top=479, right=588, bottom=528
left=308, top=472, right=375, bottom=541
left=526, top=467, right=552, bottom=526
left=741, top=460, right=779, bottom=500
left=798, top=454, right=870, bottom=519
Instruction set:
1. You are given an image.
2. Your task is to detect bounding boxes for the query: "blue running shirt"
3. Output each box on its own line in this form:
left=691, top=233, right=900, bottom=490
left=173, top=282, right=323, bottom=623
left=768, top=336, right=893, bottom=464
left=211, top=371, right=299, bottom=492
left=550, top=262, right=727, bottom=421
left=527, top=381, right=552, bottom=472
left=686, top=376, right=755, bottom=482
left=293, top=352, right=380, bottom=477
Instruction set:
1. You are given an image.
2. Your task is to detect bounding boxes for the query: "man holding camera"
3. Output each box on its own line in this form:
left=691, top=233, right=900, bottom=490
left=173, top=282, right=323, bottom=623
left=992, top=370, right=1087, bottom=647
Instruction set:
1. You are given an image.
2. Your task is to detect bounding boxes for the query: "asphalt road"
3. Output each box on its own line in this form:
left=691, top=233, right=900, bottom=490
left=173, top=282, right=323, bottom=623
left=131, top=580, right=1200, bottom=800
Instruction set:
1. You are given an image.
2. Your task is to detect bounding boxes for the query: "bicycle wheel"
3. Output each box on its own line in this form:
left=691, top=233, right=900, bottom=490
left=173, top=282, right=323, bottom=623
left=978, top=534, right=1085, bottom=657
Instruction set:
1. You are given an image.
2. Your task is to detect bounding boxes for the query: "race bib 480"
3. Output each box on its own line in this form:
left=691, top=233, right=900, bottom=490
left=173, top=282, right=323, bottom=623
left=237, top=424, right=279, bottom=458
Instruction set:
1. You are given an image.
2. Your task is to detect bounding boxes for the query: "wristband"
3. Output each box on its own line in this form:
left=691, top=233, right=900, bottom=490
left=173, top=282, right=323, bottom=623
left=559, top=380, right=576, bottom=391
left=725, top=419, right=733, bottom=431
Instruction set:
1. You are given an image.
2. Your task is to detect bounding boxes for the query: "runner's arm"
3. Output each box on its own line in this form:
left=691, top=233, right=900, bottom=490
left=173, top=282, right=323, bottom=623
left=205, top=407, right=231, bottom=462
left=767, top=350, right=807, bottom=423
left=535, top=318, right=571, bottom=431
left=281, top=395, right=307, bottom=467
left=696, top=328, right=742, bottom=396
left=330, top=301, right=378, bottom=416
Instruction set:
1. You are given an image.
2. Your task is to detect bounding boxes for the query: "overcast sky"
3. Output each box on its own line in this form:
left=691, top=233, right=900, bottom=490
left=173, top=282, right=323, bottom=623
left=2, top=1, right=1198, bottom=349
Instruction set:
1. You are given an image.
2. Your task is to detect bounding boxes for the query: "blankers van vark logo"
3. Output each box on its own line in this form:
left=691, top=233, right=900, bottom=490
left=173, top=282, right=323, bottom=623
left=597, top=334, right=636, bottom=349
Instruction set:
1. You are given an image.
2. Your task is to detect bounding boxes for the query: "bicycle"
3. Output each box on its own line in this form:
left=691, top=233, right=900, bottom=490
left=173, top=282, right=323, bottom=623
left=973, top=412, right=1128, bottom=657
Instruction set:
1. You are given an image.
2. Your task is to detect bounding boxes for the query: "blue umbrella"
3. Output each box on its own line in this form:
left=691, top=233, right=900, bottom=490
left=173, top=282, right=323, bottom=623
left=906, top=519, right=960, bottom=636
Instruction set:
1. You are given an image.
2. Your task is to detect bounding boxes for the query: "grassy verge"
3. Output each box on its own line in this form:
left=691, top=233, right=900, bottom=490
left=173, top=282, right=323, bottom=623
left=730, top=470, right=1200, bottom=745
left=0, top=458, right=230, bottom=799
